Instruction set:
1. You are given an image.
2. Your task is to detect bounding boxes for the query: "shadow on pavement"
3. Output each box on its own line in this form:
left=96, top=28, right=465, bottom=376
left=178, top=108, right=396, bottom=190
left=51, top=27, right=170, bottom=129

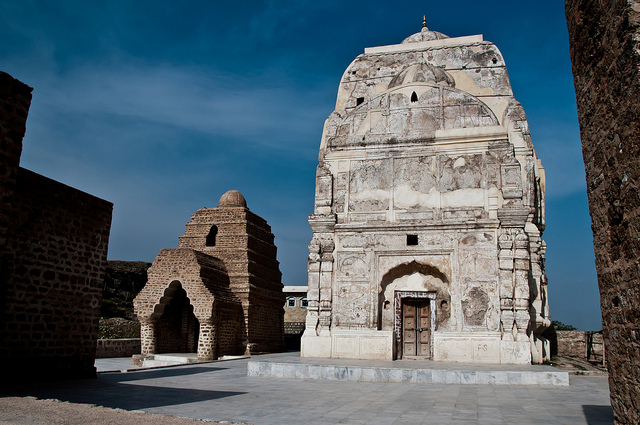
left=582, top=405, right=614, bottom=424
left=5, top=365, right=245, bottom=411
left=100, top=366, right=228, bottom=382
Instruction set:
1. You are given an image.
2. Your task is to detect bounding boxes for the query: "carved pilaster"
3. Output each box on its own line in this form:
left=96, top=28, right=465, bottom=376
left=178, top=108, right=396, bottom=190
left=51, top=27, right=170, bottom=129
left=307, top=214, right=336, bottom=332
left=500, top=310, right=515, bottom=341
left=513, top=230, right=530, bottom=336
left=498, top=230, right=514, bottom=313
left=314, top=163, right=333, bottom=214
left=501, top=152, right=523, bottom=199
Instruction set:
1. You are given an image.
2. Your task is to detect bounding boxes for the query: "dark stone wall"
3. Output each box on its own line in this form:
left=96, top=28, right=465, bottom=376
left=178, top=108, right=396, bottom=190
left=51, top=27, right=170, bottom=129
left=0, top=72, right=31, bottom=264
left=0, top=71, right=113, bottom=381
left=566, top=1, right=640, bottom=422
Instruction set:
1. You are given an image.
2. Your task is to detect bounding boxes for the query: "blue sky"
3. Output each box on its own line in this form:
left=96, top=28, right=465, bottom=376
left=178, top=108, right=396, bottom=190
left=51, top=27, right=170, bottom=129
left=0, top=1, right=601, bottom=330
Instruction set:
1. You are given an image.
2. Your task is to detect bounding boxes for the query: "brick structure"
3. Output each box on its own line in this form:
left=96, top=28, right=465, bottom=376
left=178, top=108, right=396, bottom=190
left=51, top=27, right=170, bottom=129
left=302, top=21, right=550, bottom=363
left=0, top=71, right=113, bottom=381
left=134, top=190, right=285, bottom=360
left=565, top=1, right=640, bottom=422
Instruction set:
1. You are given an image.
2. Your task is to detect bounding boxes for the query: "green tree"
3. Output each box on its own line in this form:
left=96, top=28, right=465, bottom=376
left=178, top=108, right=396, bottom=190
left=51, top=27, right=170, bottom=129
left=551, top=320, right=577, bottom=331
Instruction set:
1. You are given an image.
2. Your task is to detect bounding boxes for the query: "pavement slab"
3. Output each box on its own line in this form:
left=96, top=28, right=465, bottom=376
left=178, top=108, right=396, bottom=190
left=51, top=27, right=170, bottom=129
left=0, top=352, right=613, bottom=425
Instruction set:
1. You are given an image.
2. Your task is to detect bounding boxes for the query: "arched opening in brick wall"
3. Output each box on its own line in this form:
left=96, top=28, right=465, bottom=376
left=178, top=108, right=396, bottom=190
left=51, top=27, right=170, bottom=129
left=155, top=281, right=200, bottom=354
left=206, top=225, right=218, bottom=247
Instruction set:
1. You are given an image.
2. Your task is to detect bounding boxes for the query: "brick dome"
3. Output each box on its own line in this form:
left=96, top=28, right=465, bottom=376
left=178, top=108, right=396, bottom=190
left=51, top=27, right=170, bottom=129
left=218, top=190, right=247, bottom=208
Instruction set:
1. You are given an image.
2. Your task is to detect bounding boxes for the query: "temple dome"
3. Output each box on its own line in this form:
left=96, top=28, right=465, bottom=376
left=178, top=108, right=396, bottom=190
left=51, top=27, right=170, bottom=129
left=402, top=25, right=449, bottom=44
left=388, top=63, right=455, bottom=88
left=218, top=190, right=247, bottom=208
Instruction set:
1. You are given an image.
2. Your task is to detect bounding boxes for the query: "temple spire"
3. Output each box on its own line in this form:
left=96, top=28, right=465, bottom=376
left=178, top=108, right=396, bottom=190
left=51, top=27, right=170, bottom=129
left=422, top=15, right=427, bottom=29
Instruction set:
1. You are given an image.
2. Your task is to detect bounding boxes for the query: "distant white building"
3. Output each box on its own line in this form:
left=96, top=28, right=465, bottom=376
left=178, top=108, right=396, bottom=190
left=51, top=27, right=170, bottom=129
left=283, top=286, right=308, bottom=335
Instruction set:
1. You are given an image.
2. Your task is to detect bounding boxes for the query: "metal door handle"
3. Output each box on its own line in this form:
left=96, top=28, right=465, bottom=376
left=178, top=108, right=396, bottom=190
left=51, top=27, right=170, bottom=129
left=418, top=328, right=423, bottom=332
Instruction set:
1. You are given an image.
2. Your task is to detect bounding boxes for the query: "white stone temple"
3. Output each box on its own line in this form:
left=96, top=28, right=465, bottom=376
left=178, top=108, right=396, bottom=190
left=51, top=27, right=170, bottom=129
left=301, top=20, right=550, bottom=364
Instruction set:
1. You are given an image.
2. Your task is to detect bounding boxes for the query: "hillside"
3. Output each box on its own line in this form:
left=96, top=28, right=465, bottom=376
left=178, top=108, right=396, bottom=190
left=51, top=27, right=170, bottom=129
left=101, top=260, right=151, bottom=319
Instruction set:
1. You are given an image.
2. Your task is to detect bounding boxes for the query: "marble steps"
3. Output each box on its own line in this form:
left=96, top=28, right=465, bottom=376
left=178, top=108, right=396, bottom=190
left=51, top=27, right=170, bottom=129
left=247, top=360, right=570, bottom=386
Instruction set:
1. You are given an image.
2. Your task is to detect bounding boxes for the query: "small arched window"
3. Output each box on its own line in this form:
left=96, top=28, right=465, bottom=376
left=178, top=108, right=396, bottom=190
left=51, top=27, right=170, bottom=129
left=411, top=92, right=418, bottom=103
left=206, top=225, right=218, bottom=247
left=287, top=297, right=296, bottom=307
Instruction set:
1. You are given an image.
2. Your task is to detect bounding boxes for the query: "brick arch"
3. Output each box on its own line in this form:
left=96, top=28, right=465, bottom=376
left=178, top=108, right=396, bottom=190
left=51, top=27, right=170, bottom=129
left=134, top=248, right=245, bottom=360
left=151, top=280, right=200, bottom=354
left=148, top=279, right=215, bottom=324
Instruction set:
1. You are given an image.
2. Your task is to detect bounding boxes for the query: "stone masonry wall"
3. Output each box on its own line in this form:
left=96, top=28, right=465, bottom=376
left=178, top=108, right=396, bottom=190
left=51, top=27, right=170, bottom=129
left=178, top=201, right=285, bottom=354
left=0, top=72, right=31, bottom=246
left=1, top=168, right=112, bottom=380
left=566, top=1, right=640, bottom=422
left=96, top=338, right=141, bottom=358
left=0, top=71, right=113, bottom=381
left=555, top=330, right=604, bottom=359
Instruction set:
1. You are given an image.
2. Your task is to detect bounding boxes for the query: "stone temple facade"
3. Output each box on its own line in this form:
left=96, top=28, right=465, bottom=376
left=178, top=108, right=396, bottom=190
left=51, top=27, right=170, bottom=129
left=301, top=22, right=549, bottom=364
left=134, top=190, right=285, bottom=360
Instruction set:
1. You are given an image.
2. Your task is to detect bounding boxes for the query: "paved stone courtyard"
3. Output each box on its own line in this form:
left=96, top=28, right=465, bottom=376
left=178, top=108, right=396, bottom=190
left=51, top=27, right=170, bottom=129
left=2, top=353, right=613, bottom=424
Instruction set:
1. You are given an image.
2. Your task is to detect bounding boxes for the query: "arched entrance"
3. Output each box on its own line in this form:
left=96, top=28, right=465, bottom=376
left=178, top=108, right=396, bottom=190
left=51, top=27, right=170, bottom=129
left=155, top=281, right=199, bottom=354
left=378, top=261, right=450, bottom=359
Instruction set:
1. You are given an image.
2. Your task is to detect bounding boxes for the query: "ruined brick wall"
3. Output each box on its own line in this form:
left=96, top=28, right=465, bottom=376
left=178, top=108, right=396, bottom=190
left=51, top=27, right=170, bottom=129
left=178, top=197, right=285, bottom=354
left=555, top=330, right=604, bottom=359
left=566, top=1, right=640, bottom=422
left=135, top=248, right=246, bottom=359
left=0, top=72, right=31, bottom=268
left=0, top=71, right=113, bottom=381
left=1, top=169, right=112, bottom=380
left=96, top=338, right=141, bottom=358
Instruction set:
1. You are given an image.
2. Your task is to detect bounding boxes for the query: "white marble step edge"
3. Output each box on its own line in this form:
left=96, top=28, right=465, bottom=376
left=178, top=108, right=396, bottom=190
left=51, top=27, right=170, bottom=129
left=247, top=361, right=570, bottom=386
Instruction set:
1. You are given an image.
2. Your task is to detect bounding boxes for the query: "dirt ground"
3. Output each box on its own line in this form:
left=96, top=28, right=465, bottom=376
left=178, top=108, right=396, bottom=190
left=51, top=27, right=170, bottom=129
left=0, top=397, right=249, bottom=425
left=547, top=355, right=608, bottom=376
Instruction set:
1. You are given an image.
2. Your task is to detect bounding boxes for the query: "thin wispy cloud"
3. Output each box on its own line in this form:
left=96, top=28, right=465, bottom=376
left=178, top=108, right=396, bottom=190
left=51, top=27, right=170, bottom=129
left=1, top=1, right=601, bottom=330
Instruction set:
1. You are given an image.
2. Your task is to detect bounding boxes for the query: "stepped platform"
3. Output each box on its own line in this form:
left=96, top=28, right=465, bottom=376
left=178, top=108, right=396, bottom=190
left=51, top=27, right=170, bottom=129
left=131, top=353, right=201, bottom=368
left=247, top=354, right=569, bottom=386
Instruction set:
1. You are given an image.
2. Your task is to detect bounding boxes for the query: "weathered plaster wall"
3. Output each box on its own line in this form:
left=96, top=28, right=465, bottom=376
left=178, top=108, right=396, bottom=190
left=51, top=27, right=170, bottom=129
left=303, top=27, right=549, bottom=364
left=566, top=1, right=640, bottom=422
left=0, top=71, right=113, bottom=381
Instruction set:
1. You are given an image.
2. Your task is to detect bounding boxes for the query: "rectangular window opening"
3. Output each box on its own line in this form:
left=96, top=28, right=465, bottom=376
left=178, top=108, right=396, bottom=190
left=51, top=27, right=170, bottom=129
left=407, top=234, right=418, bottom=246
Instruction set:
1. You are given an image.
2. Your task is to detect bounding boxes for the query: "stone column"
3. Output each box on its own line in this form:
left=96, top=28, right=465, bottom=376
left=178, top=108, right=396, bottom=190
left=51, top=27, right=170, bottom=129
left=318, top=237, right=335, bottom=329
left=139, top=320, right=157, bottom=355
left=498, top=206, right=532, bottom=363
left=513, top=230, right=530, bottom=340
left=304, top=236, right=321, bottom=336
left=498, top=230, right=515, bottom=341
left=197, top=318, right=217, bottom=361
left=301, top=214, right=336, bottom=358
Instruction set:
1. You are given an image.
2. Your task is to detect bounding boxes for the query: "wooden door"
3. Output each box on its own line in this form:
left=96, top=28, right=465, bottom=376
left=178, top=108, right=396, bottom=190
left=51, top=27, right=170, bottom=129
left=402, top=301, right=431, bottom=358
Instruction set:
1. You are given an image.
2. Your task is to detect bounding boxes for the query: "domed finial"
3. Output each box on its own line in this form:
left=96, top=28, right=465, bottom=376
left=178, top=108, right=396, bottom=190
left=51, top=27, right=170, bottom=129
left=218, top=189, right=247, bottom=208
left=422, top=15, right=427, bottom=29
